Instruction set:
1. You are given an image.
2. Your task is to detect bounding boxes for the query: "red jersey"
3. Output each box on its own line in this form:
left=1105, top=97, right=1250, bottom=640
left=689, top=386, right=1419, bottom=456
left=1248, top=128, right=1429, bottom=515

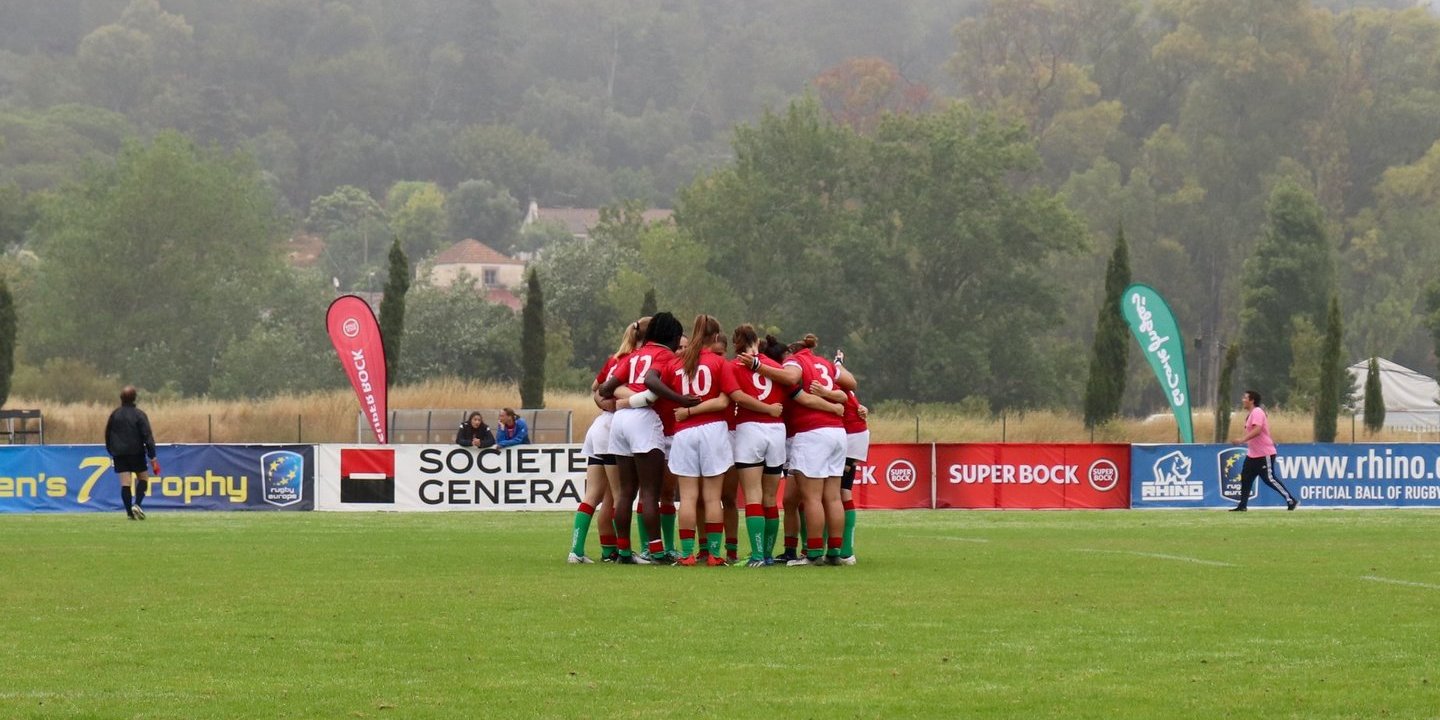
left=654, top=358, right=678, bottom=436
left=619, top=343, right=675, bottom=393
left=842, top=390, right=868, bottom=434
left=595, top=355, right=621, bottom=387
left=666, top=349, right=728, bottom=432
left=725, top=355, right=786, bottom=425
left=783, top=349, right=845, bottom=434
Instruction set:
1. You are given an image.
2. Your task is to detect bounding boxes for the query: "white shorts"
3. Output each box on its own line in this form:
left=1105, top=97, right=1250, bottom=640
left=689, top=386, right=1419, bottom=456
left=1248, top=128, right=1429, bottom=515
left=667, top=423, right=733, bottom=478
left=609, top=407, right=665, bottom=457
left=733, top=422, right=787, bottom=468
left=581, top=411, right=614, bottom=459
left=846, top=430, right=871, bottom=462
left=788, top=427, right=847, bottom=479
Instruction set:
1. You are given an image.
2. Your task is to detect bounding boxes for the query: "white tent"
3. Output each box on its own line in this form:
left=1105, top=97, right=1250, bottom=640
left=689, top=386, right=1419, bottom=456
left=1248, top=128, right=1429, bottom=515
left=1347, top=358, right=1440, bottom=431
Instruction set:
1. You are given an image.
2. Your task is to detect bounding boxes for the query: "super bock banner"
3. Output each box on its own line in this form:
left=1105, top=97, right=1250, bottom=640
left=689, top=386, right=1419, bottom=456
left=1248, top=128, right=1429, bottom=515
left=1121, top=283, right=1194, bottom=443
left=326, top=295, right=388, bottom=444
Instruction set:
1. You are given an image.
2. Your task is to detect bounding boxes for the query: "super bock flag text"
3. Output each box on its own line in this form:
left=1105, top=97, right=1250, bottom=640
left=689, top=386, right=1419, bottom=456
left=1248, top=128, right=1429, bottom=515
left=326, top=295, right=388, bottom=444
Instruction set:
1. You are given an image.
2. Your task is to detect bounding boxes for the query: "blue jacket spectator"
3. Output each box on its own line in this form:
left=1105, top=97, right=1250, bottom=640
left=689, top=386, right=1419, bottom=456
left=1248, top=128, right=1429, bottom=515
left=496, top=407, right=530, bottom=447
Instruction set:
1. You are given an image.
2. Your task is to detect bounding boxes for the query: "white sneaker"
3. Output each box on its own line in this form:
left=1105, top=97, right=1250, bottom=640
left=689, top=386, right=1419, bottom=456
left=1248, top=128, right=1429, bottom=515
left=786, top=556, right=815, bottom=566
left=631, top=552, right=654, bottom=565
left=132, top=505, right=146, bottom=520
left=567, top=552, right=594, bottom=564
left=836, top=555, right=857, bottom=566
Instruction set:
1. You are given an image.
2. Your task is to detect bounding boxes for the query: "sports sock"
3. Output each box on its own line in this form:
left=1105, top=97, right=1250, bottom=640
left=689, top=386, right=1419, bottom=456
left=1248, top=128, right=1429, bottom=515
left=134, top=478, right=148, bottom=506
left=660, top=503, right=677, bottom=552
left=764, top=506, right=780, bottom=559
left=841, top=500, right=857, bottom=556
left=599, top=532, right=617, bottom=558
left=680, top=528, right=696, bottom=558
left=783, top=534, right=798, bottom=555
left=647, top=538, right=665, bottom=558
left=571, top=502, right=595, bottom=556
left=705, top=522, right=723, bottom=559
left=826, top=536, right=842, bottom=558
left=120, top=486, right=133, bottom=513
left=725, top=537, right=738, bottom=562
left=636, top=501, right=651, bottom=546
left=745, top=504, right=765, bottom=560
left=616, top=536, right=632, bottom=559
left=805, top=537, right=824, bottom=560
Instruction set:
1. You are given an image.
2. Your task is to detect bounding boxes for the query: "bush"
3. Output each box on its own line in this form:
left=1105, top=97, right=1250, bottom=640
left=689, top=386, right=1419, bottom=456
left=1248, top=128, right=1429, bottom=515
left=10, top=358, right=121, bottom=404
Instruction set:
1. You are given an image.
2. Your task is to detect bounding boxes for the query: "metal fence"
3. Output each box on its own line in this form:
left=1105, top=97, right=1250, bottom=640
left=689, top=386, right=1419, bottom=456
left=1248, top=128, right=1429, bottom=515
left=356, top=408, right=573, bottom=444
left=0, top=409, right=44, bottom=445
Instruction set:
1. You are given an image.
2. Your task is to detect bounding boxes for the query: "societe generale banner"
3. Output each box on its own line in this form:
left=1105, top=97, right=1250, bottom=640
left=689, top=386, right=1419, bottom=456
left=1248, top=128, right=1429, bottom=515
left=316, top=444, right=585, bottom=511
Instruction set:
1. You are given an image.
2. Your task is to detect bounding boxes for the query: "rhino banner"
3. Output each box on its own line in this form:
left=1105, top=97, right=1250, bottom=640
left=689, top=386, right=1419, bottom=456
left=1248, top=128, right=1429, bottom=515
left=1132, top=443, right=1440, bottom=508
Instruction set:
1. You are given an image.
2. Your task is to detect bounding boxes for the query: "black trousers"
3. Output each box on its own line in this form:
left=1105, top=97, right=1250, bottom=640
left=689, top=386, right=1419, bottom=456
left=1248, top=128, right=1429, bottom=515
left=1238, top=455, right=1295, bottom=507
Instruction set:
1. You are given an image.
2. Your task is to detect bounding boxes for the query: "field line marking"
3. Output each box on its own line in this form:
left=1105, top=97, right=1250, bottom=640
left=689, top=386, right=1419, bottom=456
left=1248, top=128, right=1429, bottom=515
left=1070, top=548, right=1237, bottom=567
left=1360, top=575, right=1440, bottom=591
left=897, top=534, right=991, bottom=543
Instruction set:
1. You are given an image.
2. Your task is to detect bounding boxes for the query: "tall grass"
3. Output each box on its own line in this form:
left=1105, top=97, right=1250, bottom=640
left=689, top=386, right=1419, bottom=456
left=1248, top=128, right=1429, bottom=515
left=11, top=380, right=1429, bottom=444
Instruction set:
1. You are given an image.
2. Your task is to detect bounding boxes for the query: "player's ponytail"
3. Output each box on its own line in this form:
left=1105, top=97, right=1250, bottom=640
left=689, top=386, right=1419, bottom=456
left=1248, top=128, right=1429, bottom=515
left=616, top=316, right=650, bottom=357
left=682, top=314, right=721, bottom=378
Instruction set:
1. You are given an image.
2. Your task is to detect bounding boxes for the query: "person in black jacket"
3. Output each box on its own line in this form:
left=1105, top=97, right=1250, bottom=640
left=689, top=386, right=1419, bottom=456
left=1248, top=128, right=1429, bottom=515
left=456, top=411, right=496, bottom=449
left=104, top=386, right=158, bottom=520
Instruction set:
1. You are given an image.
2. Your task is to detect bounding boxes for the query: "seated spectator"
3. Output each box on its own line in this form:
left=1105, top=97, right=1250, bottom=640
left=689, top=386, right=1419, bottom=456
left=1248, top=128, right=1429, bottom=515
left=455, top=411, right=496, bottom=449
left=495, top=407, right=530, bottom=447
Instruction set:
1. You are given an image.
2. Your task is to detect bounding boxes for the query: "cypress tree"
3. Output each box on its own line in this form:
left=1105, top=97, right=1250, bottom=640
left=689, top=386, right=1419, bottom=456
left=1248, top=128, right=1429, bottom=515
left=1240, top=180, right=1334, bottom=406
left=1363, top=356, right=1386, bottom=434
left=639, top=287, right=657, bottom=318
left=1215, top=342, right=1240, bottom=442
left=1084, top=225, right=1131, bottom=428
left=0, top=275, right=15, bottom=409
left=1313, top=294, right=1343, bottom=442
left=521, top=267, right=546, bottom=408
left=378, top=238, right=409, bottom=385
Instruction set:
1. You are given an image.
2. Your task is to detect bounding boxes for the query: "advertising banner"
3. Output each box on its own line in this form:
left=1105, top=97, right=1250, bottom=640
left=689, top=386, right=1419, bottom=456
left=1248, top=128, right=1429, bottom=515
left=1131, top=443, right=1440, bottom=508
left=316, top=444, right=585, bottom=511
left=850, top=444, right=933, bottom=510
left=935, top=443, right=1130, bottom=509
left=1121, top=284, right=1194, bottom=443
left=326, top=295, right=388, bottom=444
left=0, top=445, right=314, bottom=513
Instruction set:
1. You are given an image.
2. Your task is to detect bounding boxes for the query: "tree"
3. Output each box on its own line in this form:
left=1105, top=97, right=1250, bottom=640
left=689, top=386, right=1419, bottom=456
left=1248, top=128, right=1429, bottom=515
left=1427, top=281, right=1440, bottom=375
left=1314, top=295, right=1344, bottom=442
left=379, top=238, right=410, bottom=385
left=1363, top=356, right=1386, bottom=434
left=25, top=132, right=281, bottom=395
left=210, top=270, right=338, bottom=399
left=1215, top=342, right=1240, bottom=443
left=307, top=185, right=390, bottom=291
left=0, top=275, right=14, bottom=408
left=521, top=267, right=546, bottom=408
left=1083, top=225, right=1131, bottom=428
left=401, top=278, right=520, bottom=383
left=639, top=287, right=657, bottom=318
left=1240, top=180, right=1335, bottom=406
left=389, top=182, right=447, bottom=262
left=446, top=179, right=521, bottom=251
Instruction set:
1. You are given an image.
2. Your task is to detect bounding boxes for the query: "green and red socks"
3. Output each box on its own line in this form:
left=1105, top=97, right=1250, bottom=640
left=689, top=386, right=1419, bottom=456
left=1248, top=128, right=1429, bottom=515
left=705, top=522, right=723, bottom=559
left=635, top=501, right=651, bottom=547
left=841, top=500, right=857, bottom=557
left=805, top=537, right=824, bottom=561
left=745, top=504, right=765, bottom=561
left=764, top=505, right=780, bottom=559
left=660, top=502, right=677, bottom=553
left=680, top=528, right=696, bottom=558
left=826, top=535, right=842, bottom=559
left=571, top=502, right=596, bottom=556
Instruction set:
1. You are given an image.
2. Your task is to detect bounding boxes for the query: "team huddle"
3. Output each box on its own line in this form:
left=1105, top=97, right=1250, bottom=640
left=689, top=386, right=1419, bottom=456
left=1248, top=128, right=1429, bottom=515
left=567, top=312, right=868, bottom=567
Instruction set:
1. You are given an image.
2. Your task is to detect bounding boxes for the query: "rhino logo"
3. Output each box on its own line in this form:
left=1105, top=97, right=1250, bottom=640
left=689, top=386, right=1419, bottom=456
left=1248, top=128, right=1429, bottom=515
left=1140, top=449, right=1205, bottom=501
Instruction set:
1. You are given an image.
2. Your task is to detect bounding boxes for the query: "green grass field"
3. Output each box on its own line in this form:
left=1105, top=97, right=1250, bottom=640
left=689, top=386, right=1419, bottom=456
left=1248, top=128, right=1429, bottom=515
left=3, top=510, right=1438, bottom=719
